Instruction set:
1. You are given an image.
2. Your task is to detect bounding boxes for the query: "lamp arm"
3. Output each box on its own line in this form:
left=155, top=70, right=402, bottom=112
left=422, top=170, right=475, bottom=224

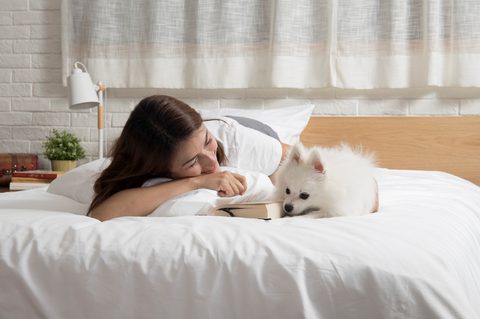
left=95, top=82, right=106, bottom=159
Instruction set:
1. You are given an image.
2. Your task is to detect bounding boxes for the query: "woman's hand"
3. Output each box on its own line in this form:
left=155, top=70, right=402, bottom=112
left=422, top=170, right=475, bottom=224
left=193, top=171, right=247, bottom=197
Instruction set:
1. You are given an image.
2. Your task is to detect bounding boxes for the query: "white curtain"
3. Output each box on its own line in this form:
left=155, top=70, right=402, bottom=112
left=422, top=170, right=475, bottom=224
left=62, top=0, right=480, bottom=89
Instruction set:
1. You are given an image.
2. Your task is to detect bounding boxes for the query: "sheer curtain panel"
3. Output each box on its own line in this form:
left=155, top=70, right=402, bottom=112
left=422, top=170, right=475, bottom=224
left=62, top=0, right=480, bottom=89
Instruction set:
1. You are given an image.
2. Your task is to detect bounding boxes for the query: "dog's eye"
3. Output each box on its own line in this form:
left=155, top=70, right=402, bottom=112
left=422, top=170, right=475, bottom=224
left=286, top=188, right=290, bottom=195
left=300, top=193, right=309, bottom=200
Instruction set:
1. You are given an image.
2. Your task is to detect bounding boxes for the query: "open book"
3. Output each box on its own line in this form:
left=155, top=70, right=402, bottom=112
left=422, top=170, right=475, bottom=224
left=214, top=202, right=284, bottom=220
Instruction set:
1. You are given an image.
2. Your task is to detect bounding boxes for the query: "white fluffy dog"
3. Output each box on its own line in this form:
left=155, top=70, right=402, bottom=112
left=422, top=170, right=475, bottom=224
left=275, top=142, right=379, bottom=218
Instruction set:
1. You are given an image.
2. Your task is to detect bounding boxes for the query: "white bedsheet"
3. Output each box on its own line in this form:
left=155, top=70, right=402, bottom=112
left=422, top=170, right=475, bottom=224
left=0, top=169, right=479, bottom=319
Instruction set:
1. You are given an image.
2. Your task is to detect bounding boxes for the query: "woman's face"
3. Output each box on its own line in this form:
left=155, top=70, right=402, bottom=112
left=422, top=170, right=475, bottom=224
left=169, top=125, right=219, bottom=179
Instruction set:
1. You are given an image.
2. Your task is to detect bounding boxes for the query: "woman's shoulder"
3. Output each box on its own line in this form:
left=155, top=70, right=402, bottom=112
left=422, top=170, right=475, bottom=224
left=224, top=115, right=280, bottom=141
left=203, top=117, right=282, bottom=176
left=203, top=116, right=280, bottom=145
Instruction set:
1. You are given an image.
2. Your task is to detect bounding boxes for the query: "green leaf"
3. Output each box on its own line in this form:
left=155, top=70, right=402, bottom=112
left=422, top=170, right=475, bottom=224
left=42, top=129, right=86, bottom=161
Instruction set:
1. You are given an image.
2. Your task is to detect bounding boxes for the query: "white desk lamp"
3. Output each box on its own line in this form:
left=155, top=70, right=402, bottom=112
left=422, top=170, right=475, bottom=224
left=66, top=62, right=106, bottom=159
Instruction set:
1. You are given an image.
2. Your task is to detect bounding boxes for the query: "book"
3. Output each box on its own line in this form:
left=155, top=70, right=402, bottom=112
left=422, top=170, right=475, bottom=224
left=214, top=202, right=284, bottom=220
left=9, top=182, right=51, bottom=190
left=12, top=177, right=56, bottom=183
left=12, top=170, right=66, bottom=179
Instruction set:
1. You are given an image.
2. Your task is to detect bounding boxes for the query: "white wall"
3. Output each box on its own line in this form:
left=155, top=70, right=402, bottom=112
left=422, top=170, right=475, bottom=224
left=1, top=0, right=480, bottom=169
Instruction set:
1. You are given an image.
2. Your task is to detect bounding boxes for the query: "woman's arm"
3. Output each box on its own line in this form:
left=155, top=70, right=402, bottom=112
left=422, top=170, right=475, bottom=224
left=91, top=171, right=247, bottom=222
left=91, top=178, right=197, bottom=222
left=269, top=142, right=291, bottom=185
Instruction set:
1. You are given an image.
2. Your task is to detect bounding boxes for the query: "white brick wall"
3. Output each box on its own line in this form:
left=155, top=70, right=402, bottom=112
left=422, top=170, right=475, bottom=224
left=1, top=1, right=479, bottom=169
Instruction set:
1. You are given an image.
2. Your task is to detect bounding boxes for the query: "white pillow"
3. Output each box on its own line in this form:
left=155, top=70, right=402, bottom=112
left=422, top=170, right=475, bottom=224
left=47, top=158, right=111, bottom=205
left=196, top=104, right=315, bottom=145
left=148, top=166, right=276, bottom=217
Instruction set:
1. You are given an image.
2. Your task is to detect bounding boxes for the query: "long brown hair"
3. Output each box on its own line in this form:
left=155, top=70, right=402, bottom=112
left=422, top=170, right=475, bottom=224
left=88, top=95, right=226, bottom=215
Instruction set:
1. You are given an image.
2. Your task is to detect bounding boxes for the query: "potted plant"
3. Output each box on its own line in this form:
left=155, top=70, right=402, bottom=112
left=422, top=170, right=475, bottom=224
left=42, top=129, right=86, bottom=172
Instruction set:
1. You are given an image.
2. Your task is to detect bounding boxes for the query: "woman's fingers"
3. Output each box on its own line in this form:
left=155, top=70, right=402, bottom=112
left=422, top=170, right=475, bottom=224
left=224, top=183, right=237, bottom=197
left=233, top=177, right=246, bottom=195
left=226, top=172, right=247, bottom=196
left=231, top=173, right=247, bottom=194
left=195, top=171, right=247, bottom=197
left=221, top=173, right=241, bottom=197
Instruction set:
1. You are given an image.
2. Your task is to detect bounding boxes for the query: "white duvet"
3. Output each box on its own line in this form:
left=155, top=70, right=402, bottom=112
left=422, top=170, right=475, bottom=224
left=1, top=169, right=480, bottom=319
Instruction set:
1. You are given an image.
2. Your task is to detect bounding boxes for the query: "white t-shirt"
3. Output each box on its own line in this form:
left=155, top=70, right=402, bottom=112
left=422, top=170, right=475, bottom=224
left=143, top=117, right=282, bottom=187
left=203, top=117, right=282, bottom=176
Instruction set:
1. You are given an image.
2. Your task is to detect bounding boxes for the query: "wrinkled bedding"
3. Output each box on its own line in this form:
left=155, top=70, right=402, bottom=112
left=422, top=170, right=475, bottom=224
left=0, top=168, right=479, bottom=319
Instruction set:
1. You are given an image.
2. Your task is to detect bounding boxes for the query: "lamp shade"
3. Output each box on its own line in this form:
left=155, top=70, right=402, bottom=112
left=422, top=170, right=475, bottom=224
left=67, top=67, right=99, bottom=110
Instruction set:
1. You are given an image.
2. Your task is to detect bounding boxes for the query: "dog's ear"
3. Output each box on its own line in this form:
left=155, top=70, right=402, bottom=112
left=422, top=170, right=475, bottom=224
left=308, top=149, right=325, bottom=174
left=288, top=142, right=304, bottom=164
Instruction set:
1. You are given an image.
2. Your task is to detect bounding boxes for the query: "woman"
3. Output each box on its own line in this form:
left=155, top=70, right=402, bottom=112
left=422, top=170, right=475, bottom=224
left=89, top=95, right=289, bottom=221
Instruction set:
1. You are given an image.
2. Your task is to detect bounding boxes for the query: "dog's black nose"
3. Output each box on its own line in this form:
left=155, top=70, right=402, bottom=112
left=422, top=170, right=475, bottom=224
left=284, top=204, right=293, bottom=213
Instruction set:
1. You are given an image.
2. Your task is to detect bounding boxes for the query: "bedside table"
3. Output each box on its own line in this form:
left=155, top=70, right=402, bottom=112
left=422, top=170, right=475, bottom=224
left=0, top=187, right=14, bottom=193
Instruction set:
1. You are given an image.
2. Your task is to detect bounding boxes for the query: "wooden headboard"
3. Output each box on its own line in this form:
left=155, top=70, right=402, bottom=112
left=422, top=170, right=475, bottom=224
left=300, top=116, right=480, bottom=186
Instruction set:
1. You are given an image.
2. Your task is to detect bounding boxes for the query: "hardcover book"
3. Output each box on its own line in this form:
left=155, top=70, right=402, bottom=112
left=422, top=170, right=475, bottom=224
left=12, top=177, right=56, bottom=183
left=12, top=170, right=66, bottom=179
left=9, top=182, right=51, bottom=190
left=214, top=202, right=284, bottom=220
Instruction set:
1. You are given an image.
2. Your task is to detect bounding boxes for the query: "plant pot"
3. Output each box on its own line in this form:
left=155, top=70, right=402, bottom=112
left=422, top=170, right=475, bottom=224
left=51, top=160, right=77, bottom=172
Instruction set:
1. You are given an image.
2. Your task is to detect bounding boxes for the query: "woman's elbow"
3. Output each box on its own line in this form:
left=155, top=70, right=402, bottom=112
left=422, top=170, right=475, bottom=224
left=89, top=198, right=148, bottom=221
left=90, top=208, right=112, bottom=222
left=89, top=203, right=122, bottom=222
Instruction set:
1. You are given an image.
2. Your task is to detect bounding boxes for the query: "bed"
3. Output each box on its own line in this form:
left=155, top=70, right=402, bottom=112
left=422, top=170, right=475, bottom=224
left=1, top=113, right=480, bottom=319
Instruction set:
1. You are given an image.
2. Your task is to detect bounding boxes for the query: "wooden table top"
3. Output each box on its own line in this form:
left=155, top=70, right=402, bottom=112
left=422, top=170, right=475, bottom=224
left=0, top=187, right=14, bottom=193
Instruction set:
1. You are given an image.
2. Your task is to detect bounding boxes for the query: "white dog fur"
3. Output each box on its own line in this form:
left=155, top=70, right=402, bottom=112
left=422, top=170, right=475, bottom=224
left=275, top=142, right=378, bottom=218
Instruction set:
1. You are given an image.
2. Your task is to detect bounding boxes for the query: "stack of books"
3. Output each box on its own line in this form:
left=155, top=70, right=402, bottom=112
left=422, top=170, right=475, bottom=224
left=9, top=170, right=66, bottom=191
